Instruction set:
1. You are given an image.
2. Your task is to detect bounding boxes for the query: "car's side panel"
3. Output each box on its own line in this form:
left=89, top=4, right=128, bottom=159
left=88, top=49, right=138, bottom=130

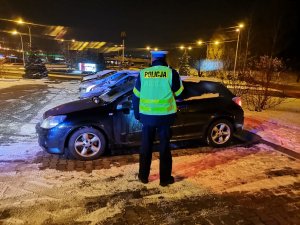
left=179, top=98, right=217, bottom=138
left=64, top=106, right=115, bottom=146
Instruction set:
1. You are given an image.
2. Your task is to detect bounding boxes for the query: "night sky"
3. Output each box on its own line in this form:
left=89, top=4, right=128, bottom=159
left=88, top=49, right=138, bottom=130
left=0, top=0, right=255, bottom=46
left=0, top=0, right=299, bottom=61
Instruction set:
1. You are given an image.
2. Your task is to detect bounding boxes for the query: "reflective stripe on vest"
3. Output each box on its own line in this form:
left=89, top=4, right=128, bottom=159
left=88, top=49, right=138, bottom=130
left=139, top=65, right=177, bottom=115
left=133, top=87, right=140, bottom=97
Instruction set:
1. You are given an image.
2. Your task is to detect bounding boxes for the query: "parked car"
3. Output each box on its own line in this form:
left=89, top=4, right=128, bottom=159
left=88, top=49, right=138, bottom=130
left=36, top=77, right=244, bottom=160
left=81, top=69, right=116, bottom=82
left=79, top=70, right=137, bottom=98
left=80, top=71, right=139, bottom=99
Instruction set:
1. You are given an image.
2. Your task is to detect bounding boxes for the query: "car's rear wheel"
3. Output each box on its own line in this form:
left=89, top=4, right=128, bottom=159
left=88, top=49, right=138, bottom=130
left=68, top=127, right=106, bottom=160
left=206, top=119, right=233, bottom=147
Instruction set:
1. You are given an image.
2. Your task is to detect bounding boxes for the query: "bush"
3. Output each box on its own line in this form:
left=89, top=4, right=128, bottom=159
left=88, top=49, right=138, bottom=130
left=244, top=56, right=285, bottom=111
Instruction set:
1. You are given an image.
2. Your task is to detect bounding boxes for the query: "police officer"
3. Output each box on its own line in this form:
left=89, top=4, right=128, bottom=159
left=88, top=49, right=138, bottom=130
left=133, top=51, right=184, bottom=186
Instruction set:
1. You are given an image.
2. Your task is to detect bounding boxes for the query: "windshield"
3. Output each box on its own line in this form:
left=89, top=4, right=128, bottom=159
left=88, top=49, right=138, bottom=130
left=98, top=78, right=136, bottom=103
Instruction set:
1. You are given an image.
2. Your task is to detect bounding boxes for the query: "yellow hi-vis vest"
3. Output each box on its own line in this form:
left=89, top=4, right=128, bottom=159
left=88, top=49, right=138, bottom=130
left=138, top=66, right=177, bottom=116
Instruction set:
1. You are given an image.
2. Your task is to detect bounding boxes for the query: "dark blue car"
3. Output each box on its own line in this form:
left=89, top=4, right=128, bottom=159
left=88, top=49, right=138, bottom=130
left=36, top=78, right=244, bottom=160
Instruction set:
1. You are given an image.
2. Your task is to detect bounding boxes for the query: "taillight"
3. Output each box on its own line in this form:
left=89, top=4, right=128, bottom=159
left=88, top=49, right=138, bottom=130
left=232, top=97, right=242, bottom=107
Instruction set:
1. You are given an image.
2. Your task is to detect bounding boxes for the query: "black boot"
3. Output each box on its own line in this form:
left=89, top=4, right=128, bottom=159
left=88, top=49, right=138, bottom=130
left=159, top=176, right=174, bottom=187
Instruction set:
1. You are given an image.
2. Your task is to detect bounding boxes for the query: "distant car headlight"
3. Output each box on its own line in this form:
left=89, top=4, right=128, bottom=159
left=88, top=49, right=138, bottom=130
left=40, top=115, right=67, bottom=129
left=86, top=85, right=96, bottom=92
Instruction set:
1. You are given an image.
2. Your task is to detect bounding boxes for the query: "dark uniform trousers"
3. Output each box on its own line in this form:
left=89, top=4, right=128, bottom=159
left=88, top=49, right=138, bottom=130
left=139, top=124, right=172, bottom=181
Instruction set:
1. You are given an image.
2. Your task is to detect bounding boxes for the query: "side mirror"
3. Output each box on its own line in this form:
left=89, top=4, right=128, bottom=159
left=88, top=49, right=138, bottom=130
left=92, top=97, right=101, bottom=104
left=122, top=101, right=131, bottom=109
left=122, top=101, right=131, bottom=114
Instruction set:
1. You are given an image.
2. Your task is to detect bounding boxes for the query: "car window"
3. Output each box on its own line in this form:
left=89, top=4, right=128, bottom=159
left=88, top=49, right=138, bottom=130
left=110, top=73, right=127, bottom=82
left=99, top=80, right=135, bottom=103
left=100, top=71, right=119, bottom=79
left=182, top=81, right=234, bottom=100
left=116, top=94, right=133, bottom=110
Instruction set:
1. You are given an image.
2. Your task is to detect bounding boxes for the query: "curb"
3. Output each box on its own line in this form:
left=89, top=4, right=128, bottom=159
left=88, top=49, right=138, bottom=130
left=235, top=130, right=300, bottom=160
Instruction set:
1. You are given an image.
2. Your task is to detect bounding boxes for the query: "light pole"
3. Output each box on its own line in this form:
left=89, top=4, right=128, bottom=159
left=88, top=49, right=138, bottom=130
left=146, top=46, right=152, bottom=62
left=17, top=19, right=32, bottom=49
left=198, top=40, right=212, bottom=59
left=12, top=30, right=25, bottom=66
left=121, top=32, right=126, bottom=65
left=197, top=40, right=206, bottom=75
left=233, top=23, right=244, bottom=76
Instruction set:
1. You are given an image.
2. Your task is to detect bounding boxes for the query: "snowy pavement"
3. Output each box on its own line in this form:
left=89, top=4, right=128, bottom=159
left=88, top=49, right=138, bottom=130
left=0, top=78, right=299, bottom=224
left=244, top=99, right=300, bottom=156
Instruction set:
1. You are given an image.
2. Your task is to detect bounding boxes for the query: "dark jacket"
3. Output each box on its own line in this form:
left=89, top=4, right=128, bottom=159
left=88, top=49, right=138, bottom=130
left=133, top=59, right=183, bottom=126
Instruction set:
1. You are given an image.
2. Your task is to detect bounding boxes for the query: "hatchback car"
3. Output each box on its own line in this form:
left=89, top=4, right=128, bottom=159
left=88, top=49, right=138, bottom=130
left=36, top=77, right=244, bottom=160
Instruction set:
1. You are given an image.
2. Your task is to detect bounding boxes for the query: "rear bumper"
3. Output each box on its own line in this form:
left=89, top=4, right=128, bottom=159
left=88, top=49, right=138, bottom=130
left=234, top=122, right=244, bottom=134
left=234, top=111, right=244, bottom=134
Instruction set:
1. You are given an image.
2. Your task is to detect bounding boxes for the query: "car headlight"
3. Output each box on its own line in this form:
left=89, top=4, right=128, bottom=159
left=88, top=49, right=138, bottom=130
left=86, top=85, right=96, bottom=92
left=40, top=115, right=67, bottom=129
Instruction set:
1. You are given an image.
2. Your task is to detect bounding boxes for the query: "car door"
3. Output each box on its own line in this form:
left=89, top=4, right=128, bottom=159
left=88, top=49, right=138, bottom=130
left=180, top=97, right=216, bottom=139
left=113, top=94, right=143, bottom=145
left=170, top=100, right=187, bottom=140
left=113, top=94, right=188, bottom=145
left=179, top=81, right=221, bottom=139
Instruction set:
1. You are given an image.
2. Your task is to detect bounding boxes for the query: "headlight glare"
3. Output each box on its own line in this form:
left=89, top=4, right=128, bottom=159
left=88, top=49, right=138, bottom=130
left=40, top=115, right=67, bottom=129
left=86, top=85, right=96, bottom=92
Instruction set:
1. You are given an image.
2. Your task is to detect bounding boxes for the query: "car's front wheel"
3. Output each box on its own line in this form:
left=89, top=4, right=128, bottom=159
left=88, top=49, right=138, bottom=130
left=68, top=127, right=106, bottom=160
left=206, top=119, right=233, bottom=147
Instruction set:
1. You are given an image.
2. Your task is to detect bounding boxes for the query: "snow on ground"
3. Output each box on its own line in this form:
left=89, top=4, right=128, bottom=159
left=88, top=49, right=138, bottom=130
left=0, top=145, right=299, bottom=224
left=20, top=79, right=80, bottom=136
left=0, top=78, right=300, bottom=224
left=0, top=78, right=79, bottom=162
left=244, top=98, right=300, bottom=153
left=0, top=142, right=40, bottom=162
left=0, top=78, right=46, bottom=89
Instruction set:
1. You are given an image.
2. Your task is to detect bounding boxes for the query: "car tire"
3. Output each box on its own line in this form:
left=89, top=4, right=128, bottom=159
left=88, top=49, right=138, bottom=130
left=206, top=119, right=233, bottom=147
left=68, top=127, right=106, bottom=160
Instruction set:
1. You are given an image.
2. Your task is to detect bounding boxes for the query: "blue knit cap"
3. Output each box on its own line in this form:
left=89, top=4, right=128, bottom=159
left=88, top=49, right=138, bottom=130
left=150, top=51, right=168, bottom=58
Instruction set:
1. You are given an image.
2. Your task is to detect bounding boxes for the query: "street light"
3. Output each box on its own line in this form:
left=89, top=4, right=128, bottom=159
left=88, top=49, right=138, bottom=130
left=16, top=18, right=32, bottom=49
left=145, top=46, right=152, bottom=62
left=197, top=40, right=209, bottom=59
left=179, top=45, right=192, bottom=54
left=11, top=30, right=25, bottom=66
left=233, top=25, right=243, bottom=76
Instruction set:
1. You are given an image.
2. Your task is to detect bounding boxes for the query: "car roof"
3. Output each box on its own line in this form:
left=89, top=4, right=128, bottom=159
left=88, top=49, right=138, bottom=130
left=81, top=70, right=116, bottom=81
left=180, top=76, right=222, bottom=83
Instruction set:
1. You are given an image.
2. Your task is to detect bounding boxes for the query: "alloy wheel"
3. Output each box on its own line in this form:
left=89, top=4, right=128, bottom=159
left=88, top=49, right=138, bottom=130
left=210, top=123, right=231, bottom=145
left=74, top=132, right=101, bottom=158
